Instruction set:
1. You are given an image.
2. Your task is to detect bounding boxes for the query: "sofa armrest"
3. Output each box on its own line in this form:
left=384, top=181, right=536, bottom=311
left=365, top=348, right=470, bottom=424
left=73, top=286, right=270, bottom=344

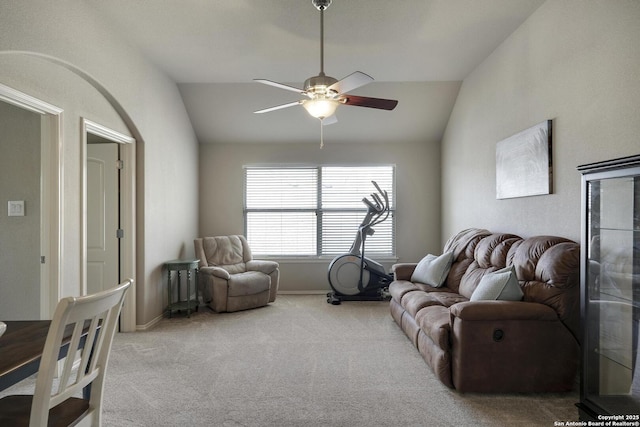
left=391, top=263, right=417, bottom=281
left=199, top=266, right=231, bottom=280
left=246, top=260, right=279, bottom=275
left=450, top=300, right=558, bottom=321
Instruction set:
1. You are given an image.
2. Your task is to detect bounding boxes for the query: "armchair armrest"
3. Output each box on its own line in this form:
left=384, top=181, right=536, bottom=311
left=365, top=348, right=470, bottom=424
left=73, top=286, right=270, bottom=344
left=391, top=263, right=417, bottom=281
left=247, top=260, right=279, bottom=275
left=450, top=300, right=558, bottom=321
left=199, top=266, right=231, bottom=280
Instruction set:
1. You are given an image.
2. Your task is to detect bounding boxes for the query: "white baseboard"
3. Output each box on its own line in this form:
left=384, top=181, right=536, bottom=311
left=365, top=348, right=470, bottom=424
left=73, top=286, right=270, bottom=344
left=136, top=313, right=163, bottom=331
left=278, top=290, right=328, bottom=295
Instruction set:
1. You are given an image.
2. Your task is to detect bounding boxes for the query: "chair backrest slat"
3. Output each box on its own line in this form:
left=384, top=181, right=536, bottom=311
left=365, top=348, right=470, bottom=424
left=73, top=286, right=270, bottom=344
left=56, top=322, right=84, bottom=395
left=77, top=316, right=100, bottom=382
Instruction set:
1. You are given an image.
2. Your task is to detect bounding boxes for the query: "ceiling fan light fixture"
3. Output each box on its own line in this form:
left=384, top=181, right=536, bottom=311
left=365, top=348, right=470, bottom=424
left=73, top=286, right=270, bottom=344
left=302, top=98, right=339, bottom=119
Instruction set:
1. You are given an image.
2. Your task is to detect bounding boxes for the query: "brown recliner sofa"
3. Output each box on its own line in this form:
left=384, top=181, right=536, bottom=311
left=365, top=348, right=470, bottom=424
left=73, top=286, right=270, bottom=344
left=389, top=228, right=580, bottom=393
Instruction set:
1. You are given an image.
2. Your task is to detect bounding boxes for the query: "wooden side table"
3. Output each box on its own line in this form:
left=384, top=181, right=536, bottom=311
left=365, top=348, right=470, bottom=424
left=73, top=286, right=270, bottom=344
left=165, top=259, right=199, bottom=318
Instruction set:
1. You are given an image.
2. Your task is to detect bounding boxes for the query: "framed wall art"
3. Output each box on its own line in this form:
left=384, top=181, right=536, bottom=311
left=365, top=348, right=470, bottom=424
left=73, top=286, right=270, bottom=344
left=496, top=120, right=552, bottom=199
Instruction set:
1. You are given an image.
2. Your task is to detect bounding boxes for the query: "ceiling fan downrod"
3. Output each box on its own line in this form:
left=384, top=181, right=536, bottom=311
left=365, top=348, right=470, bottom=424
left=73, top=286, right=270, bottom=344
left=312, top=0, right=331, bottom=76
left=313, top=0, right=332, bottom=148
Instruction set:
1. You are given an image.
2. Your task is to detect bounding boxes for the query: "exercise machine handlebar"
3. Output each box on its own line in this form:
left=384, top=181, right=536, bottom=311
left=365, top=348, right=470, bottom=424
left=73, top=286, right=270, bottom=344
left=348, top=181, right=390, bottom=256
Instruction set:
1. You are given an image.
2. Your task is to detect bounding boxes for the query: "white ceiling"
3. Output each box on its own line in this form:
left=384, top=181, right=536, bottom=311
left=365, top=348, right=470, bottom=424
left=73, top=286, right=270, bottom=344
left=85, top=0, right=545, bottom=145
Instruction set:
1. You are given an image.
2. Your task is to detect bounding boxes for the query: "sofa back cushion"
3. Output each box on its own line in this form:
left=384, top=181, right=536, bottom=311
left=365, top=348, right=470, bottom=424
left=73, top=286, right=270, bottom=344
left=450, top=232, right=521, bottom=299
left=507, top=236, right=581, bottom=340
left=442, top=228, right=492, bottom=293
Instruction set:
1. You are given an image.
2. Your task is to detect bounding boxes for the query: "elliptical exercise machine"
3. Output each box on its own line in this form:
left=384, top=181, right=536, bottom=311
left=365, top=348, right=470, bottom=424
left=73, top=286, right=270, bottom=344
left=327, top=181, right=394, bottom=305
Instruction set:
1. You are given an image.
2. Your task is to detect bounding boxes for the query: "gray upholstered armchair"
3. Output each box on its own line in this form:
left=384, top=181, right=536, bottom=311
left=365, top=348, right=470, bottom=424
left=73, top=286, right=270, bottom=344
left=194, top=235, right=279, bottom=312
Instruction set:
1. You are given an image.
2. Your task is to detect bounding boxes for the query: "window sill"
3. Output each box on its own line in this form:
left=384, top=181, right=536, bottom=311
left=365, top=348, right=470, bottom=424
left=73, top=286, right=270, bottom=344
left=255, top=256, right=399, bottom=264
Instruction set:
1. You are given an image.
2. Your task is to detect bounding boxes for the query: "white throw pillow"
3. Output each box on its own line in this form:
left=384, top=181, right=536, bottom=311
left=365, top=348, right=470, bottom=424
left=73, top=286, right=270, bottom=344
left=470, top=265, right=523, bottom=301
left=411, top=251, right=454, bottom=287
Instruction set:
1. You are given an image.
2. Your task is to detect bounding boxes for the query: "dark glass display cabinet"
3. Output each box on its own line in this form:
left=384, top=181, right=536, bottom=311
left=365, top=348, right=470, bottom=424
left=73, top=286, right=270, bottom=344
left=576, top=155, right=640, bottom=420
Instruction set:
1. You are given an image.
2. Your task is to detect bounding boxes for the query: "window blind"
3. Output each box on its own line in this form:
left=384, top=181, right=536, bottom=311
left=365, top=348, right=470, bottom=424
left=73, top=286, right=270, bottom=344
left=244, top=165, right=394, bottom=257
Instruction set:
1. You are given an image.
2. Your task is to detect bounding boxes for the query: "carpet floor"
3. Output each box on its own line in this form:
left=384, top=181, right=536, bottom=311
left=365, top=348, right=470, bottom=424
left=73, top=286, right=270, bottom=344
left=1, top=295, right=580, bottom=426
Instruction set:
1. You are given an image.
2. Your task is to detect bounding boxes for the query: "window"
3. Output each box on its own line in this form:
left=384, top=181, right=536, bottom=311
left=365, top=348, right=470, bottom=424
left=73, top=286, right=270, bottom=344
left=244, top=166, right=395, bottom=257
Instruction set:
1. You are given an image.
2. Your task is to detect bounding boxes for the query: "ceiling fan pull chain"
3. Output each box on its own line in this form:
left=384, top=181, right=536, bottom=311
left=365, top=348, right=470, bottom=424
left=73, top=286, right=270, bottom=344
left=320, top=119, right=324, bottom=149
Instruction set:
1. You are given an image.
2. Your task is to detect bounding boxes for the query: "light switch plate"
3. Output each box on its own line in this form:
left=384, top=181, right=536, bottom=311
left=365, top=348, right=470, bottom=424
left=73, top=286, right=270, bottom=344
left=8, top=200, right=25, bottom=216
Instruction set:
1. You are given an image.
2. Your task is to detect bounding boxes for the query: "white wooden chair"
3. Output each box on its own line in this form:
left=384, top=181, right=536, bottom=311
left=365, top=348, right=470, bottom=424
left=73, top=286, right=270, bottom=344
left=0, top=279, right=132, bottom=426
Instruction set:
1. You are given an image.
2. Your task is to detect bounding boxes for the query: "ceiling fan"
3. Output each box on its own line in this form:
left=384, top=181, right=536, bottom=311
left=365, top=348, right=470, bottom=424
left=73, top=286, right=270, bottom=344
left=254, top=0, right=398, bottom=146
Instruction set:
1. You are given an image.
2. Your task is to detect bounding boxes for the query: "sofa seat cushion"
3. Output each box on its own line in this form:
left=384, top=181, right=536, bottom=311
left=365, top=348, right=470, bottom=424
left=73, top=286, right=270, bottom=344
left=431, top=292, right=468, bottom=307
left=401, top=290, right=467, bottom=318
left=390, top=280, right=457, bottom=304
left=389, top=280, right=421, bottom=303
left=401, top=291, right=444, bottom=317
left=227, top=271, right=270, bottom=297
left=415, top=305, right=452, bottom=349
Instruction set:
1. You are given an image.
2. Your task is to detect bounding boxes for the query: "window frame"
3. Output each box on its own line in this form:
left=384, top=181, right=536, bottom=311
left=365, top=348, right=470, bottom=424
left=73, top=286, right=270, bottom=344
left=243, top=164, right=396, bottom=259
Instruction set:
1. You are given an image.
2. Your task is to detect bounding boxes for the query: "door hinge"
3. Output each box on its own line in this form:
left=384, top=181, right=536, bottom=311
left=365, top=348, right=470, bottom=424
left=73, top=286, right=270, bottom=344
left=41, top=256, right=46, bottom=264
left=116, top=159, right=124, bottom=170
left=116, top=229, right=124, bottom=239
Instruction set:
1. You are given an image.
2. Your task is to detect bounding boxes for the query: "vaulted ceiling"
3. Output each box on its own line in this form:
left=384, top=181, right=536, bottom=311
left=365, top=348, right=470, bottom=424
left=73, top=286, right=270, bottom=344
left=85, top=0, right=545, bottom=145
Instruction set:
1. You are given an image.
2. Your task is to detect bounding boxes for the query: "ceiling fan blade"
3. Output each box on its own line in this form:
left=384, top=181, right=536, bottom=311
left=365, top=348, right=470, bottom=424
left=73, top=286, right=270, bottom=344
left=254, top=101, right=302, bottom=114
left=342, top=95, right=398, bottom=111
left=322, top=114, right=338, bottom=125
left=254, top=79, right=306, bottom=95
left=328, top=71, right=374, bottom=94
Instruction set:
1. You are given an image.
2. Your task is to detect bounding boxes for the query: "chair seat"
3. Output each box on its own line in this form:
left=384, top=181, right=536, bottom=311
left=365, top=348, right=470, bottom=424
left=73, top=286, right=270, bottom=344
left=228, top=271, right=271, bottom=297
left=0, top=395, right=90, bottom=427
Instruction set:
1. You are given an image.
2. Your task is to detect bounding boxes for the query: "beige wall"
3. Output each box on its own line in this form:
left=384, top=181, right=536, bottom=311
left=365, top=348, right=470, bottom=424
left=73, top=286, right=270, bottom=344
left=441, top=0, right=640, bottom=243
left=0, top=1, right=199, bottom=327
left=0, top=102, right=41, bottom=319
left=199, top=141, right=441, bottom=292
left=0, top=55, right=129, bottom=314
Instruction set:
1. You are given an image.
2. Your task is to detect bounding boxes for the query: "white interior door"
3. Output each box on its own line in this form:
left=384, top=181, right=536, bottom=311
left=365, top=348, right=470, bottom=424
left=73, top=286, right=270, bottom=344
left=86, top=143, right=119, bottom=295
